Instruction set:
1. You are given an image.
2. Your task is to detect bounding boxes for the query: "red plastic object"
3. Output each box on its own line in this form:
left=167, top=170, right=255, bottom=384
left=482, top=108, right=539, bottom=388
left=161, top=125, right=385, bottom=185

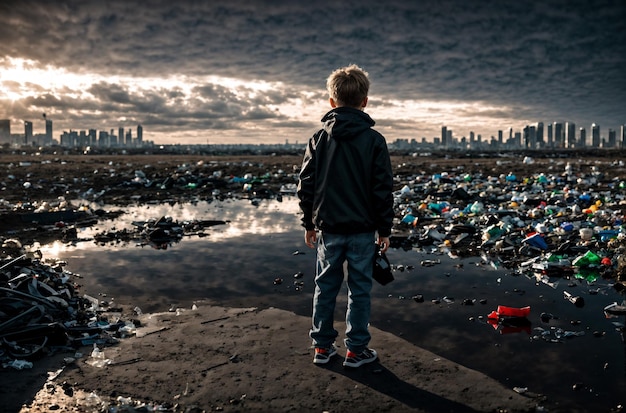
left=495, top=305, right=531, bottom=318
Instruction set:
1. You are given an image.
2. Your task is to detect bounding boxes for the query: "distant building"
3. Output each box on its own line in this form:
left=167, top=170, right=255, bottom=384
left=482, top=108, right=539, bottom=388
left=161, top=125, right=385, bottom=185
left=566, top=122, right=576, bottom=148
left=89, top=129, right=97, bottom=146
left=24, top=120, right=33, bottom=145
left=608, top=129, right=616, bottom=148
left=591, top=123, right=601, bottom=148
left=99, top=130, right=109, bottom=147
left=547, top=123, right=553, bottom=147
left=45, top=119, right=53, bottom=146
left=553, top=122, right=564, bottom=148
left=137, top=124, right=143, bottom=145
left=60, top=130, right=79, bottom=147
left=536, top=122, right=544, bottom=147
left=621, top=125, right=626, bottom=148
left=0, top=119, right=10, bottom=144
left=441, top=126, right=447, bottom=147
left=579, top=127, right=586, bottom=148
left=523, top=125, right=537, bottom=149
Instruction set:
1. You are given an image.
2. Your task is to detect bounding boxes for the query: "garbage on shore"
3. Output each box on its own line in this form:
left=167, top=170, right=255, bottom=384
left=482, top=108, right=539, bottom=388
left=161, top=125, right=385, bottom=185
left=390, top=159, right=626, bottom=344
left=0, top=250, right=136, bottom=370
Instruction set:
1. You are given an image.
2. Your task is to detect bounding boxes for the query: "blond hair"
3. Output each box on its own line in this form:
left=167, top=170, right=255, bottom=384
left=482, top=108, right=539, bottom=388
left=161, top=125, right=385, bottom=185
left=326, top=64, right=370, bottom=108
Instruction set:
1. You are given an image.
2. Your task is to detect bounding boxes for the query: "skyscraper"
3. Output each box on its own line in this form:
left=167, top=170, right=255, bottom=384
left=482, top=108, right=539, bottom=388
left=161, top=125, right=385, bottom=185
left=553, top=122, right=564, bottom=148
left=45, top=119, right=53, bottom=146
left=137, top=124, right=143, bottom=145
left=591, top=123, right=600, bottom=148
left=608, top=129, right=616, bottom=148
left=89, top=129, right=96, bottom=146
left=566, top=122, right=576, bottom=148
left=99, top=130, right=109, bottom=147
left=441, top=126, right=447, bottom=147
left=536, top=122, right=544, bottom=147
left=79, top=130, right=88, bottom=147
left=621, top=125, right=626, bottom=148
left=579, top=127, right=586, bottom=148
left=523, top=125, right=537, bottom=149
left=547, top=124, right=553, bottom=147
left=24, top=121, right=33, bottom=145
left=0, top=119, right=10, bottom=144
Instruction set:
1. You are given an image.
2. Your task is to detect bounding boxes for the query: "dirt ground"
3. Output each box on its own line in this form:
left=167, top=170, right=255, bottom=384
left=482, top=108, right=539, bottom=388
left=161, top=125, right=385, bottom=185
left=6, top=304, right=540, bottom=413
left=2, top=148, right=626, bottom=412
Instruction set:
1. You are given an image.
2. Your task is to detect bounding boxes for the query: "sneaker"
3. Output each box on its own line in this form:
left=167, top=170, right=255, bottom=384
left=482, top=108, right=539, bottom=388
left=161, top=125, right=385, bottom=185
left=313, top=345, right=337, bottom=364
left=342, top=348, right=378, bottom=368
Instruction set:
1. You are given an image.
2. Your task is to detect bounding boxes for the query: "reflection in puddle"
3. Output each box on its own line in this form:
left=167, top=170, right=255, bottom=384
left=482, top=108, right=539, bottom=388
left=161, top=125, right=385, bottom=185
left=34, top=197, right=625, bottom=412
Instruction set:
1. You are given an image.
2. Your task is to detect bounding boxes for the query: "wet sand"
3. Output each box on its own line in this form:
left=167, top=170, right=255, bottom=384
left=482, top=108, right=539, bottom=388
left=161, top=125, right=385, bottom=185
left=9, top=304, right=539, bottom=412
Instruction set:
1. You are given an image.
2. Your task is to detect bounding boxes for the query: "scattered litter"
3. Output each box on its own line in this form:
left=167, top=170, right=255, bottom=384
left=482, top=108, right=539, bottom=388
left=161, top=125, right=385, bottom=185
left=486, top=305, right=532, bottom=334
left=3, top=359, right=33, bottom=369
left=93, top=216, right=227, bottom=249
left=0, top=250, right=140, bottom=371
left=388, top=160, right=626, bottom=345
left=604, top=302, right=626, bottom=317
left=563, top=290, right=585, bottom=307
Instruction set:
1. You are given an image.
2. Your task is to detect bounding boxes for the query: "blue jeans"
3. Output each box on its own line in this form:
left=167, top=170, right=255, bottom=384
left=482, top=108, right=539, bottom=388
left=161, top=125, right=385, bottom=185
left=310, top=231, right=376, bottom=353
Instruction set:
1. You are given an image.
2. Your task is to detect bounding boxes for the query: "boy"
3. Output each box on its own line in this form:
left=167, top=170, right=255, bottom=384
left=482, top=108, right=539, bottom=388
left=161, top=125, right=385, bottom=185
left=297, top=64, right=394, bottom=368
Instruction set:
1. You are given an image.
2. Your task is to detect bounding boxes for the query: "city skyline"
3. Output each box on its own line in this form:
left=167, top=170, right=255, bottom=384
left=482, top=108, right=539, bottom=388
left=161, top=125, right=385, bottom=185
left=1, top=0, right=625, bottom=145
left=2, top=115, right=624, bottom=152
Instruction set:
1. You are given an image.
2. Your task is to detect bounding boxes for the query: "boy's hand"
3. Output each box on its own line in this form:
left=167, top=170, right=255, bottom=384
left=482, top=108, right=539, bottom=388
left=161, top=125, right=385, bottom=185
left=377, top=236, right=390, bottom=253
left=305, top=229, right=317, bottom=248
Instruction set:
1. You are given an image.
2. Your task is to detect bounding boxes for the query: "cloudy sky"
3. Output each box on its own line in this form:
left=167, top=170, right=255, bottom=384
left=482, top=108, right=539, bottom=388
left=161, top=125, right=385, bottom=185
left=1, top=0, right=625, bottom=146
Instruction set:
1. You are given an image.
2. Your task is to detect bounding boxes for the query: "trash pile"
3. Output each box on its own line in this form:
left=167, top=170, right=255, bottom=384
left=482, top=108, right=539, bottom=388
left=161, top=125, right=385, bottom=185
left=0, top=195, right=125, bottom=247
left=93, top=215, right=227, bottom=249
left=2, top=158, right=293, bottom=212
left=1, top=159, right=289, bottom=244
left=389, top=160, right=626, bottom=336
left=0, top=249, right=136, bottom=370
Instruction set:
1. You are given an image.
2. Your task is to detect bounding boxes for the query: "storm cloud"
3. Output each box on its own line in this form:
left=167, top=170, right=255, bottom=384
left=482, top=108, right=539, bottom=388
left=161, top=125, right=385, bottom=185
left=0, top=0, right=624, bottom=144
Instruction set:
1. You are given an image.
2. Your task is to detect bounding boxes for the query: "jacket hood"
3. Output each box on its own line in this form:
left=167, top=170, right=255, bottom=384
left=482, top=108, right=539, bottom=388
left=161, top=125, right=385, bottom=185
left=321, top=107, right=375, bottom=141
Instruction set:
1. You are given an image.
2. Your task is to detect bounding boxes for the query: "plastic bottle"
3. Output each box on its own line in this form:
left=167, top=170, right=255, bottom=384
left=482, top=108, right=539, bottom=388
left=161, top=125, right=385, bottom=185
left=572, top=250, right=601, bottom=267
left=470, top=201, right=484, bottom=214
left=401, top=213, right=418, bottom=226
left=563, top=291, right=585, bottom=307
left=91, top=344, right=104, bottom=360
left=579, top=228, right=593, bottom=241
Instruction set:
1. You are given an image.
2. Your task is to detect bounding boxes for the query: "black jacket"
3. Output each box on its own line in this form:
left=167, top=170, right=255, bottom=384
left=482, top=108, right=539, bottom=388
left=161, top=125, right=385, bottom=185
left=297, top=107, right=394, bottom=236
